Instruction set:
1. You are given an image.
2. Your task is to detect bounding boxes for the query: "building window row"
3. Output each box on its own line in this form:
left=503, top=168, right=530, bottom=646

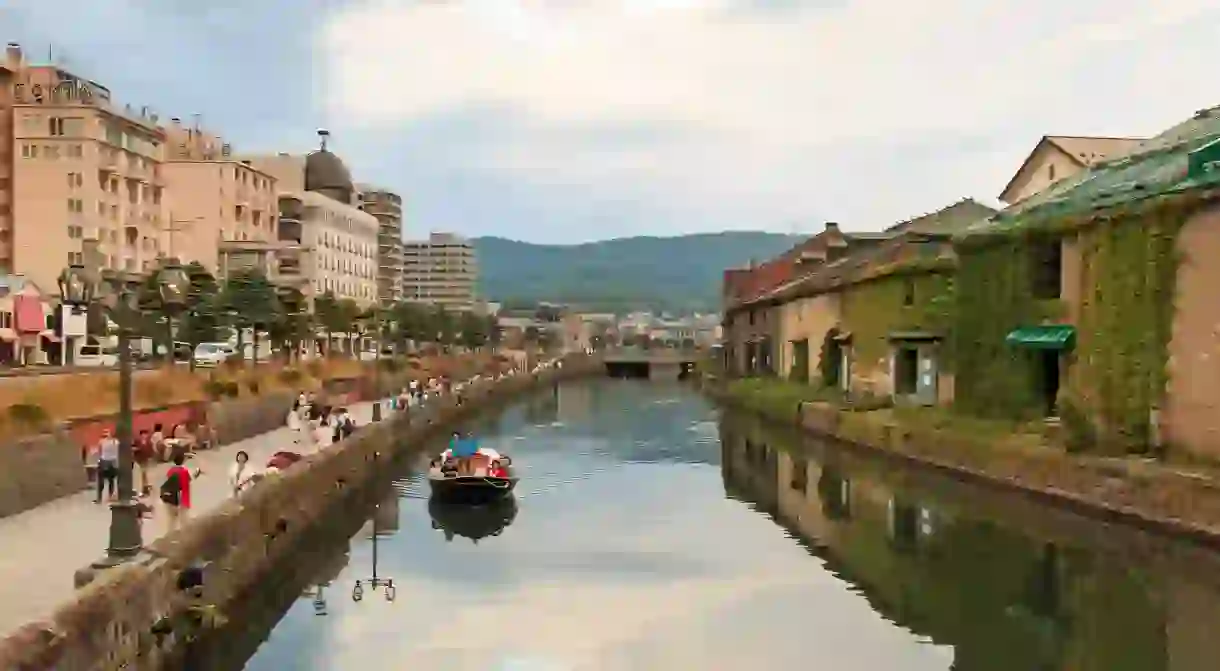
left=20, top=143, right=85, bottom=159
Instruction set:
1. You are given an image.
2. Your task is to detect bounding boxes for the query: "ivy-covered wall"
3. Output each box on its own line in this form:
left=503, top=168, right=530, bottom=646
left=840, top=271, right=954, bottom=383
left=953, top=208, right=1185, bottom=452
left=1068, top=209, right=1184, bottom=451
left=951, top=240, right=1048, bottom=419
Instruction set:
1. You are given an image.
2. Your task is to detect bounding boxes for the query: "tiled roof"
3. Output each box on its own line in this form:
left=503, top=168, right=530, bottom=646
left=1044, top=136, right=1145, bottom=167
left=765, top=232, right=953, bottom=303
left=885, top=198, right=998, bottom=234
left=975, top=105, right=1220, bottom=230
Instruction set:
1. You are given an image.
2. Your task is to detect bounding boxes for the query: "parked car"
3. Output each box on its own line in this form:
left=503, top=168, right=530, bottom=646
left=76, top=344, right=118, bottom=367
left=193, top=342, right=236, bottom=367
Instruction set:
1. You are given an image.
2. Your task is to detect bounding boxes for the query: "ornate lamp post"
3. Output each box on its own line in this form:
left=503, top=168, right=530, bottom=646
left=57, top=266, right=91, bottom=366
left=66, top=261, right=187, bottom=582
left=352, top=500, right=396, bottom=604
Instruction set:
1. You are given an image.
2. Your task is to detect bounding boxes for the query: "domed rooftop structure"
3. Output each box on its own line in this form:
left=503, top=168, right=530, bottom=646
left=304, top=129, right=355, bottom=204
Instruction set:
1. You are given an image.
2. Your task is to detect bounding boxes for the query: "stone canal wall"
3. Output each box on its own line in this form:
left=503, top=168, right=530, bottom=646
left=0, top=356, right=599, bottom=671
left=0, top=369, right=421, bottom=519
left=707, top=382, right=1220, bottom=553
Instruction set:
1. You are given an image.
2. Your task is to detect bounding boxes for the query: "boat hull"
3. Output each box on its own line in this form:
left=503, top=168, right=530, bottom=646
left=428, top=474, right=517, bottom=504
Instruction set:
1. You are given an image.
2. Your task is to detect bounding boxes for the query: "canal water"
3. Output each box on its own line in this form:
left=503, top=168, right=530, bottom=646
left=204, top=380, right=1220, bottom=670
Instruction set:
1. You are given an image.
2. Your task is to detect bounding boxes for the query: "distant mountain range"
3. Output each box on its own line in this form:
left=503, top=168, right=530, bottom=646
left=472, top=232, right=804, bottom=313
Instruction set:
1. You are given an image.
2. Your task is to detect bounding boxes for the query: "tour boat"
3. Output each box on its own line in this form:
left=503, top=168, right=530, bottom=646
left=427, top=448, right=517, bottom=503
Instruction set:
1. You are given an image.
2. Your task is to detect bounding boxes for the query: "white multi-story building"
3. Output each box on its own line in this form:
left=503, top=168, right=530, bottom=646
left=233, top=134, right=378, bottom=308
left=402, top=231, right=478, bottom=310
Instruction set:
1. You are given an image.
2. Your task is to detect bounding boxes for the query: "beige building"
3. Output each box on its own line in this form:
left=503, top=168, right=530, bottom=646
left=1, top=44, right=169, bottom=293
left=242, top=138, right=379, bottom=307
left=159, top=120, right=279, bottom=270
left=402, top=231, right=477, bottom=310
left=998, top=135, right=1145, bottom=205
left=359, top=184, right=403, bottom=306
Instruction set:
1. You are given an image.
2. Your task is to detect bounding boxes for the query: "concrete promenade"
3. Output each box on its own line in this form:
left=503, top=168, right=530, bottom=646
left=0, top=401, right=376, bottom=638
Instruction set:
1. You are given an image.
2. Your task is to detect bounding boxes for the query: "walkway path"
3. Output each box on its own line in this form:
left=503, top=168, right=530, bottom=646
left=0, top=401, right=376, bottom=638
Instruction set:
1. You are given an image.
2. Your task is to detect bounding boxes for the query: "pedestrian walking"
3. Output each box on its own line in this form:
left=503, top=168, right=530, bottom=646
left=93, top=430, right=120, bottom=504
left=133, top=429, right=153, bottom=497
left=160, top=453, right=201, bottom=532
left=228, top=450, right=258, bottom=497
left=287, top=400, right=303, bottom=445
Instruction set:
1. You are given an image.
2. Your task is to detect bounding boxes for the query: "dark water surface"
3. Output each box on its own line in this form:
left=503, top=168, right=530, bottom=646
left=215, top=380, right=1220, bottom=670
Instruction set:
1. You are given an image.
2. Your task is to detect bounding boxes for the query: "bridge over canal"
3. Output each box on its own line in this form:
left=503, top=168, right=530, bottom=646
left=600, top=347, right=699, bottom=379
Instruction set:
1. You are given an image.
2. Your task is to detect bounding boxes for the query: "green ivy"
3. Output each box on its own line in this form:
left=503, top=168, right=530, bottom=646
left=951, top=240, right=1044, bottom=420
left=953, top=209, right=1186, bottom=447
left=1072, top=209, right=1184, bottom=452
left=840, top=272, right=955, bottom=376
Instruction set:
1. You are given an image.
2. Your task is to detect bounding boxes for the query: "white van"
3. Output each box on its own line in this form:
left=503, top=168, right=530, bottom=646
left=76, top=344, right=118, bottom=367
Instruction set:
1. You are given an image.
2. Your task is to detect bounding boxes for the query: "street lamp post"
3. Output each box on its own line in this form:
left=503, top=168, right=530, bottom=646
left=65, top=260, right=187, bottom=582
left=352, top=500, right=395, bottom=604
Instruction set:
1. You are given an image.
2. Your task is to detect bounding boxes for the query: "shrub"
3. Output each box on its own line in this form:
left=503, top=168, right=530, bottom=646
left=245, top=378, right=261, bottom=395
left=9, top=402, right=50, bottom=430
left=1058, top=395, right=1096, bottom=454
left=203, top=380, right=228, bottom=400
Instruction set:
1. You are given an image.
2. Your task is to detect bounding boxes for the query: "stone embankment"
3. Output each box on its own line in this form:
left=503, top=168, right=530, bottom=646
left=710, top=382, right=1220, bottom=552
left=0, top=355, right=598, bottom=671
left=0, top=372, right=382, bottom=519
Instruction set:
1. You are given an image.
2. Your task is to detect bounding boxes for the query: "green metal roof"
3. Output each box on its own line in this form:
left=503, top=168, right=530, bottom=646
left=966, top=106, right=1220, bottom=234
left=1005, top=325, right=1075, bottom=350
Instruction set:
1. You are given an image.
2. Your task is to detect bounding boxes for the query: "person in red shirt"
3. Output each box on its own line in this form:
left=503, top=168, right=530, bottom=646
left=160, top=453, right=201, bottom=532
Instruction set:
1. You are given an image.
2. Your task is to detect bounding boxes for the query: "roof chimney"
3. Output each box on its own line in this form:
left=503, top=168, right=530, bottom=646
left=317, top=128, right=330, bottom=151
left=5, top=43, right=22, bottom=69
left=824, top=221, right=840, bottom=232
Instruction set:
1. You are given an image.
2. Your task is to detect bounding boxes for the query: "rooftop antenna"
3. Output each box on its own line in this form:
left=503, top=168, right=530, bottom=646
left=192, top=113, right=201, bottom=131
left=318, top=128, right=331, bottom=151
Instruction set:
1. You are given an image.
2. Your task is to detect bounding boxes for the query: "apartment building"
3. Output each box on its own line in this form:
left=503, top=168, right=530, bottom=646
left=241, top=136, right=378, bottom=307
left=359, top=184, right=403, bottom=306
left=1, top=43, right=168, bottom=293
left=402, top=231, right=478, bottom=310
left=160, top=120, right=279, bottom=270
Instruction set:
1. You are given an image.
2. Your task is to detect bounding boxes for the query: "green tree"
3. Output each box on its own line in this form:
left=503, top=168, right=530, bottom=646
left=220, top=269, right=281, bottom=363
left=432, top=305, right=456, bottom=346
left=486, top=315, right=502, bottom=349
left=179, top=262, right=221, bottom=351
left=458, top=311, right=489, bottom=350
left=313, top=291, right=339, bottom=356
left=336, top=298, right=362, bottom=355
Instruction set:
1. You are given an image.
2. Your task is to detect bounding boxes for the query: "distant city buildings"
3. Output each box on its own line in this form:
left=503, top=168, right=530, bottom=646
left=402, top=232, right=478, bottom=310
left=359, top=185, right=404, bottom=306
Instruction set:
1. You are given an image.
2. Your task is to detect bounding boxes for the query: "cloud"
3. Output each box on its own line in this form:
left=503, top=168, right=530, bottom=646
left=321, top=0, right=1220, bottom=235
left=7, top=0, right=1220, bottom=242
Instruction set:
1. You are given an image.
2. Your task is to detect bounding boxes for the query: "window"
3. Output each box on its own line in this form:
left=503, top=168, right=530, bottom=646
left=48, top=117, right=65, bottom=136
left=43, top=145, right=60, bottom=160
left=1048, top=164, right=1056, bottom=181
left=67, top=225, right=83, bottom=239
left=20, top=143, right=35, bottom=158
left=1030, top=239, right=1063, bottom=300
left=66, top=251, right=83, bottom=265
left=67, top=172, right=83, bottom=188
left=902, top=278, right=916, bottom=306
left=66, top=198, right=84, bottom=214
left=68, top=144, right=83, bottom=158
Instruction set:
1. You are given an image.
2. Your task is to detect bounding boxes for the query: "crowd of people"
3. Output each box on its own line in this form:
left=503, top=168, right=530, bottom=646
left=83, top=355, right=561, bottom=533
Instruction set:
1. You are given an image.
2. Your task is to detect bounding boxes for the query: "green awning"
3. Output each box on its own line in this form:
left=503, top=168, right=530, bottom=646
left=1005, top=325, right=1075, bottom=350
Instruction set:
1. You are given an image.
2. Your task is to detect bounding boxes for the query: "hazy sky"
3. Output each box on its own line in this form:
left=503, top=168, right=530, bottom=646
left=4, top=1, right=1219, bottom=242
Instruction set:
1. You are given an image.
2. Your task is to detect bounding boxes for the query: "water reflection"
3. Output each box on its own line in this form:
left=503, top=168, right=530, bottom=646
left=428, top=498, right=519, bottom=543
left=720, top=415, right=1220, bottom=671
left=214, top=384, right=1220, bottom=670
